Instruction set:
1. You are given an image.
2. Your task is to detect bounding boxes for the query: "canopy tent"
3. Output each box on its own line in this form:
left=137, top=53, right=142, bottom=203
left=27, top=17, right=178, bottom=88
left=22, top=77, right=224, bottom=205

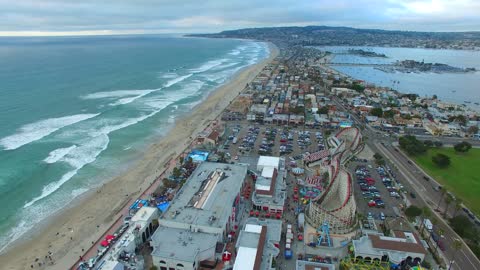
left=100, top=240, right=109, bottom=247
left=292, top=167, right=304, bottom=175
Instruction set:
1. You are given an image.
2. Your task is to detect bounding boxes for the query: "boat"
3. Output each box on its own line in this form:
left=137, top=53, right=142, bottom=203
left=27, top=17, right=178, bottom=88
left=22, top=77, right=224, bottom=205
left=464, top=101, right=471, bottom=104
left=475, top=102, right=479, bottom=105
left=452, top=90, right=456, bottom=93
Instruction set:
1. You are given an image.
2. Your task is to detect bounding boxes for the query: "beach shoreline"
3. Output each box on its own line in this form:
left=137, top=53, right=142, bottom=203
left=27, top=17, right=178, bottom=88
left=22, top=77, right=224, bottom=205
left=0, top=41, right=279, bottom=270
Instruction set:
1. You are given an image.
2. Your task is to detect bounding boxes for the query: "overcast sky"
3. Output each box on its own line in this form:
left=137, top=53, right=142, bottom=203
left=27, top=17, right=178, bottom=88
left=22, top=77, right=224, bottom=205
left=0, top=0, right=479, bottom=36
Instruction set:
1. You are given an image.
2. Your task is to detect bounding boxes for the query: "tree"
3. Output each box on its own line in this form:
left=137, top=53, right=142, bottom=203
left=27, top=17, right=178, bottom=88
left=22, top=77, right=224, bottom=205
left=434, top=141, right=443, bottom=147
left=398, top=135, right=427, bottom=156
left=432, top=94, right=438, bottom=100
left=454, top=141, right=472, bottom=153
left=370, top=108, right=383, bottom=117
left=467, top=125, right=479, bottom=135
left=423, top=140, right=434, bottom=147
left=444, top=193, right=454, bottom=217
left=436, top=188, right=447, bottom=211
left=172, top=167, right=182, bottom=178
left=432, top=153, right=451, bottom=168
left=318, top=106, right=329, bottom=114
left=450, top=215, right=478, bottom=240
left=373, top=153, right=385, bottom=166
left=453, top=198, right=463, bottom=217
left=405, top=205, right=422, bottom=219
left=434, top=228, right=445, bottom=255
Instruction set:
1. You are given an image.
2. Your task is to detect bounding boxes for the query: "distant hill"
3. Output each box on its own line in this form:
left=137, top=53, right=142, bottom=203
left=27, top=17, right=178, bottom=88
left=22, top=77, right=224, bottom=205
left=188, top=26, right=480, bottom=49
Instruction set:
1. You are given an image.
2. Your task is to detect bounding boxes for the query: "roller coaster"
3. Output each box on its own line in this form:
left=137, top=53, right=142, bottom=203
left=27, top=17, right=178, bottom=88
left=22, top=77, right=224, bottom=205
left=305, top=127, right=362, bottom=234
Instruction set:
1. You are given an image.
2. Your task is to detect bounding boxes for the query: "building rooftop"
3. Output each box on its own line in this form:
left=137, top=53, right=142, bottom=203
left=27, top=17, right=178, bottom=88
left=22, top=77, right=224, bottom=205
left=353, top=231, right=426, bottom=264
left=252, top=158, right=286, bottom=208
left=234, top=218, right=282, bottom=270
left=160, top=162, right=247, bottom=230
left=151, top=226, right=219, bottom=263
left=296, top=260, right=335, bottom=270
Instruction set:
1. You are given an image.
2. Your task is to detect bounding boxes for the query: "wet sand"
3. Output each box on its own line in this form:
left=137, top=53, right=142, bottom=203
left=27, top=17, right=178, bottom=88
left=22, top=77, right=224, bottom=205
left=0, top=42, right=279, bottom=270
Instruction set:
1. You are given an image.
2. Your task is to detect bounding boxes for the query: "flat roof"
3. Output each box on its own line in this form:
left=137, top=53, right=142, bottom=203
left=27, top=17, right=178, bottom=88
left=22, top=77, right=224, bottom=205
left=252, top=158, right=286, bottom=208
left=234, top=218, right=282, bottom=270
left=131, top=206, right=157, bottom=223
left=257, top=156, right=280, bottom=169
left=296, top=260, right=335, bottom=270
left=160, top=162, right=247, bottom=229
left=151, top=226, right=218, bottom=263
left=233, top=247, right=257, bottom=270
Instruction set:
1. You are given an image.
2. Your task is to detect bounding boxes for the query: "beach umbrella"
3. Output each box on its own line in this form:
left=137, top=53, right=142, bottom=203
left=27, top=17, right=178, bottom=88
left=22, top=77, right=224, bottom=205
left=249, top=210, right=254, bottom=216
left=265, top=213, right=271, bottom=218
left=100, top=240, right=109, bottom=247
left=255, top=211, right=260, bottom=217
left=106, top=235, right=115, bottom=242
left=222, top=251, right=232, bottom=262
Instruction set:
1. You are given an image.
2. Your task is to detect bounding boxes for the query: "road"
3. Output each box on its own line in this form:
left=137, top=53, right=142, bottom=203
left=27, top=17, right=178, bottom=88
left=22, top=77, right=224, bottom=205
left=332, top=96, right=480, bottom=270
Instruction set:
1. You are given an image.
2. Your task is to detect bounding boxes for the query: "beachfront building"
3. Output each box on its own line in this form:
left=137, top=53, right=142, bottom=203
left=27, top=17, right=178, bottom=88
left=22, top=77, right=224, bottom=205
left=150, top=162, right=248, bottom=270
left=252, top=156, right=287, bottom=218
left=352, top=231, right=427, bottom=266
left=232, top=218, right=282, bottom=270
left=97, top=206, right=159, bottom=270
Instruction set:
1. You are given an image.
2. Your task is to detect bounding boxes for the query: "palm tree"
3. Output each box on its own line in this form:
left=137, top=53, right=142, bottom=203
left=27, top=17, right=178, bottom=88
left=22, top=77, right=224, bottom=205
left=444, top=193, right=454, bottom=217
left=436, top=188, right=447, bottom=211
left=453, top=199, right=463, bottom=217
left=434, top=228, right=445, bottom=255
left=449, top=239, right=463, bottom=270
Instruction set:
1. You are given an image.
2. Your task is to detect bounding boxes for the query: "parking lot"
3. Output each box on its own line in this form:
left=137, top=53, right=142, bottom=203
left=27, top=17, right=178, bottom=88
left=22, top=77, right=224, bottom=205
left=221, top=122, right=328, bottom=161
left=350, top=160, right=404, bottom=222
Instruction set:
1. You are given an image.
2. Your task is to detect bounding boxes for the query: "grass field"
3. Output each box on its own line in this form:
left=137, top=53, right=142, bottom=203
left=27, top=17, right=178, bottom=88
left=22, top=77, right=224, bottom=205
left=413, top=147, right=480, bottom=216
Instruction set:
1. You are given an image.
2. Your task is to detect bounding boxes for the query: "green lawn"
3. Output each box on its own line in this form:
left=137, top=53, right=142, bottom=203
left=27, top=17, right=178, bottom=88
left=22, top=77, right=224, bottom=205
left=413, top=148, right=480, bottom=216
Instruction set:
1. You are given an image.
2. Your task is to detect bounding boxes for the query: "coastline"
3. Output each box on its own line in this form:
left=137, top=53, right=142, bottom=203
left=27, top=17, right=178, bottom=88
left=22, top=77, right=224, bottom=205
left=0, top=42, right=279, bottom=270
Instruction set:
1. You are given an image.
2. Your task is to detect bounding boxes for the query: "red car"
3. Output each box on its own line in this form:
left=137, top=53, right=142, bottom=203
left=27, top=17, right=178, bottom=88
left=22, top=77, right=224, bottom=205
left=297, top=233, right=304, bottom=241
left=368, top=200, right=376, bottom=207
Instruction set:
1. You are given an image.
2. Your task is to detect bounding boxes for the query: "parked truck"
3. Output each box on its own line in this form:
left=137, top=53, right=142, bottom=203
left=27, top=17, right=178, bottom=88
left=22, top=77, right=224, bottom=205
left=298, top=213, right=305, bottom=232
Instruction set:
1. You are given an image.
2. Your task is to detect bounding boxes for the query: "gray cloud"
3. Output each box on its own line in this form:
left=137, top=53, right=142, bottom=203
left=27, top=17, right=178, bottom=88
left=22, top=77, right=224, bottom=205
left=0, top=0, right=478, bottom=35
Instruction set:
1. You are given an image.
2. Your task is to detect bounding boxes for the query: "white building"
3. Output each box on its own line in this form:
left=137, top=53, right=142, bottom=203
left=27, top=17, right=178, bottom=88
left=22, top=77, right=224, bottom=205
left=352, top=231, right=427, bottom=265
left=150, top=162, right=247, bottom=270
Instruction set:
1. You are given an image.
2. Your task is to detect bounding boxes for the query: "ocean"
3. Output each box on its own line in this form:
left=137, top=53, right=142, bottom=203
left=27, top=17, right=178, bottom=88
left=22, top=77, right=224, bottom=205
left=316, top=46, right=480, bottom=110
left=0, top=35, right=269, bottom=250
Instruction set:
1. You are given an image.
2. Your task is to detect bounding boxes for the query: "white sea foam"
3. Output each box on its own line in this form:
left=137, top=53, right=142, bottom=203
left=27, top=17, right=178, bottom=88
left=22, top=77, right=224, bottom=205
left=43, top=145, right=77, bottom=164
left=229, top=49, right=240, bottom=56
left=164, top=74, right=193, bottom=87
left=213, top=62, right=240, bottom=70
left=82, top=89, right=158, bottom=106
left=190, top=59, right=228, bottom=73
left=23, top=134, right=109, bottom=208
left=0, top=114, right=99, bottom=150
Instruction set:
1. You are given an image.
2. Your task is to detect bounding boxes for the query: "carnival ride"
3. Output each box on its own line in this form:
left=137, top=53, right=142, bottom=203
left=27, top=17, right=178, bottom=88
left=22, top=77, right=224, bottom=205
left=305, top=127, right=362, bottom=234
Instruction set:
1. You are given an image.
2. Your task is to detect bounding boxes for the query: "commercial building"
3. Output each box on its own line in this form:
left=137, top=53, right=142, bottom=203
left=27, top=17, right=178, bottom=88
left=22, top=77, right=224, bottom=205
left=295, top=260, right=335, bottom=270
left=97, top=206, right=159, bottom=270
left=352, top=231, right=427, bottom=265
left=233, top=218, right=282, bottom=270
left=150, top=162, right=248, bottom=270
left=251, top=156, right=286, bottom=217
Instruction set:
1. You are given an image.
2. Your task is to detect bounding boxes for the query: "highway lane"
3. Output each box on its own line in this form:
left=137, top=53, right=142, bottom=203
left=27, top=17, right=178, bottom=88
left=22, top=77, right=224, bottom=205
left=374, top=142, right=480, bottom=270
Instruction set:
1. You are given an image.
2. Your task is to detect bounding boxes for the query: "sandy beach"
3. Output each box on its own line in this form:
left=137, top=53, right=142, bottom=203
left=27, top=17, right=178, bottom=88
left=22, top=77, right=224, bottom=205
left=0, top=42, right=279, bottom=270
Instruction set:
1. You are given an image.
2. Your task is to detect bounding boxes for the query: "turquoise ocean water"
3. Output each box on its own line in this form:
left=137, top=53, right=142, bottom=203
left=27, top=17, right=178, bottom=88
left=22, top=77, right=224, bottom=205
left=0, top=35, right=269, bottom=250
